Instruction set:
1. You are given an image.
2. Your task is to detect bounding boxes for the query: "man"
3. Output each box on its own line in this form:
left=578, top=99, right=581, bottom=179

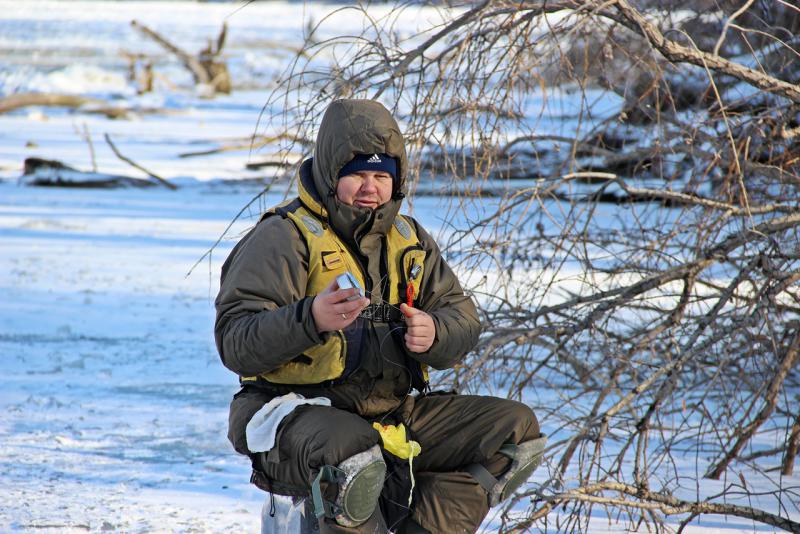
left=215, top=99, right=545, bottom=533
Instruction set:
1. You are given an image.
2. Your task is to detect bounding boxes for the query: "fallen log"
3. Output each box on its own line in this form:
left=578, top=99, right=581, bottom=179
left=0, top=93, right=104, bottom=114
left=20, top=157, right=155, bottom=188
left=0, top=93, right=169, bottom=119
left=244, top=160, right=296, bottom=171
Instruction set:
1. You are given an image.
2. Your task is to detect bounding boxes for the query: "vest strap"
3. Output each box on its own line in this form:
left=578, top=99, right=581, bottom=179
left=464, top=462, right=499, bottom=493
left=359, top=303, right=404, bottom=322
left=312, top=465, right=345, bottom=519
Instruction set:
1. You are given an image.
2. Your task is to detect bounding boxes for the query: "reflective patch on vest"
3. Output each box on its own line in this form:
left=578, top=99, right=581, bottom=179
left=394, top=217, right=411, bottom=240
left=322, top=250, right=344, bottom=270
left=301, top=215, right=323, bottom=237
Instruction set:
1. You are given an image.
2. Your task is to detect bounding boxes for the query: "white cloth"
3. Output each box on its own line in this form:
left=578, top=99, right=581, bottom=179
left=245, top=392, right=331, bottom=453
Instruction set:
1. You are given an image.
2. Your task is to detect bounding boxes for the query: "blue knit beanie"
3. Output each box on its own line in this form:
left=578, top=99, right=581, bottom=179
left=337, top=153, right=397, bottom=184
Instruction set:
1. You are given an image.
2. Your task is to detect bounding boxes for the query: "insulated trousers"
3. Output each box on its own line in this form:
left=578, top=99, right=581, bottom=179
left=256, top=393, right=541, bottom=533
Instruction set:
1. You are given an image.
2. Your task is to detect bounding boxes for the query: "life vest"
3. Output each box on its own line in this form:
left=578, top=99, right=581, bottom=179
left=240, top=199, right=429, bottom=386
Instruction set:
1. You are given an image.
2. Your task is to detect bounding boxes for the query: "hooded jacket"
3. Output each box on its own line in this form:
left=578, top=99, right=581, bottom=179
left=215, top=99, right=481, bottom=455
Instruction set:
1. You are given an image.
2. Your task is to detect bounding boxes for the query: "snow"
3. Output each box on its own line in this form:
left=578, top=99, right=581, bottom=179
left=0, top=183, right=266, bottom=533
left=3, top=177, right=795, bottom=534
left=1, top=2, right=798, bottom=533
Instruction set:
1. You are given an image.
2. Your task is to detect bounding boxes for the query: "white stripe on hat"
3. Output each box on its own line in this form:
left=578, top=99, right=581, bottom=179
left=367, top=154, right=382, bottom=163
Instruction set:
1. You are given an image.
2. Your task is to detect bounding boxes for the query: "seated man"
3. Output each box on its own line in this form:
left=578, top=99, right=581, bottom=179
left=215, top=99, right=546, bottom=533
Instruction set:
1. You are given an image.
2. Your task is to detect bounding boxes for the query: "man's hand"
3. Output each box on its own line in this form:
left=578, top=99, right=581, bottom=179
left=311, top=278, right=369, bottom=333
left=400, top=303, right=435, bottom=353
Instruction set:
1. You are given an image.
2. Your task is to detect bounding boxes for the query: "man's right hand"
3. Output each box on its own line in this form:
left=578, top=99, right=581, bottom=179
left=311, top=278, right=370, bottom=333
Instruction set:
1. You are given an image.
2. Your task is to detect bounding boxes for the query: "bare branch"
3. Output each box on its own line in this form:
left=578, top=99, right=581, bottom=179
left=784, top=413, right=800, bottom=476
left=608, top=0, right=800, bottom=103
left=104, top=134, right=177, bottom=190
left=713, top=0, right=757, bottom=56
left=512, top=482, right=800, bottom=533
left=706, top=331, right=800, bottom=479
left=131, top=20, right=211, bottom=86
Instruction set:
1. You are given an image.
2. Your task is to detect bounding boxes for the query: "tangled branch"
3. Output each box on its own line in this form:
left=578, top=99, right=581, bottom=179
left=252, top=0, right=800, bottom=530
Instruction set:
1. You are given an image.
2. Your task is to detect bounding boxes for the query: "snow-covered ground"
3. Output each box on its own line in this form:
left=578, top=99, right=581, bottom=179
left=1, top=2, right=798, bottom=533
left=1, top=166, right=795, bottom=534
left=0, top=183, right=265, bottom=532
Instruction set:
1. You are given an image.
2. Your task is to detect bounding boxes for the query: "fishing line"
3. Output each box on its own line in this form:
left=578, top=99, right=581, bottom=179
left=363, top=286, right=407, bottom=319
left=372, top=324, right=417, bottom=426
left=373, top=322, right=418, bottom=522
left=362, top=286, right=418, bottom=411
left=224, top=0, right=258, bottom=22
left=360, top=276, right=427, bottom=423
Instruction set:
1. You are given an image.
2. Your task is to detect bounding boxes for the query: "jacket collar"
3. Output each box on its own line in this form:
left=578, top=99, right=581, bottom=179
left=297, top=159, right=401, bottom=249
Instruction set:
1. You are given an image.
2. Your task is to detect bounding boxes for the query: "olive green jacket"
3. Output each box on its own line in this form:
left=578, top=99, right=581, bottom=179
left=215, top=99, right=481, bottom=455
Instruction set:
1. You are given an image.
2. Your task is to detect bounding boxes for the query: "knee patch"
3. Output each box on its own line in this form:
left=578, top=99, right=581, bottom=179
left=312, top=444, right=386, bottom=528
left=466, top=435, right=547, bottom=507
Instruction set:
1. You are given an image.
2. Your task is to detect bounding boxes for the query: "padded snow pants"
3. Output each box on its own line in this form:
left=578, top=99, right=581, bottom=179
left=255, top=393, right=541, bottom=534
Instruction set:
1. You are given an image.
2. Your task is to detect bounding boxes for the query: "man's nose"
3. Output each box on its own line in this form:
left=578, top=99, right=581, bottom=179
left=360, top=176, right=378, bottom=192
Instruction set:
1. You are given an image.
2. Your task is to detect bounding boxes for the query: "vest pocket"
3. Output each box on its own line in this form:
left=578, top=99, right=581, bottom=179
left=263, top=331, right=346, bottom=384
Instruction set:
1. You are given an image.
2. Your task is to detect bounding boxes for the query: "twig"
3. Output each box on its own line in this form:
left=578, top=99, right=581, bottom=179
left=712, top=0, right=756, bottom=56
left=185, top=175, right=281, bottom=277
left=104, top=133, right=177, bottom=190
left=82, top=123, right=97, bottom=172
left=784, top=413, right=800, bottom=476
left=371, top=1, right=492, bottom=99
left=706, top=330, right=800, bottom=479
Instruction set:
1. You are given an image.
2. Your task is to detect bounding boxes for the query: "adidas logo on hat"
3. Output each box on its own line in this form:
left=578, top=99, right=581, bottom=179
left=367, top=154, right=382, bottom=163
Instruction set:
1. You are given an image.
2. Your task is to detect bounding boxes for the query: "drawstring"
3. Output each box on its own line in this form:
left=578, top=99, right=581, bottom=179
left=269, top=492, right=276, bottom=517
left=408, top=455, right=416, bottom=507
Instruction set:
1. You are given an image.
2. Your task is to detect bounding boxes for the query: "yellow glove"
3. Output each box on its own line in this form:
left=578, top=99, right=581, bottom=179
left=372, top=423, right=421, bottom=460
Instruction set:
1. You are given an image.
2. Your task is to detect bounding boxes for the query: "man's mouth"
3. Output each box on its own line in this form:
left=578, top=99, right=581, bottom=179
left=354, top=199, right=378, bottom=209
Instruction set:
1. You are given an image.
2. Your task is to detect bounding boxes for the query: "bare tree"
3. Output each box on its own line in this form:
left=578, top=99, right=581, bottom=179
left=246, top=1, right=800, bottom=531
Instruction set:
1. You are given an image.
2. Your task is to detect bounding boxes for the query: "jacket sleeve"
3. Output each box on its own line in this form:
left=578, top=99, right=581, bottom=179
left=214, top=215, right=323, bottom=377
left=406, top=219, right=482, bottom=370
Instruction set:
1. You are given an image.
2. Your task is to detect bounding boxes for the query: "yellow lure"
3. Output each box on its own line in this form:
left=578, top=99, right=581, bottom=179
left=372, top=423, right=421, bottom=460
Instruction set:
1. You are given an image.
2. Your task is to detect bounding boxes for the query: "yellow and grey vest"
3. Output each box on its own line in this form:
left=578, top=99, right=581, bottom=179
left=241, top=200, right=429, bottom=386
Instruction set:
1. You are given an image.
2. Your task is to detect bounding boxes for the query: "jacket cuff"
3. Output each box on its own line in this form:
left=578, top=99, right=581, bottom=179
left=298, top=296, right=323, bottom=346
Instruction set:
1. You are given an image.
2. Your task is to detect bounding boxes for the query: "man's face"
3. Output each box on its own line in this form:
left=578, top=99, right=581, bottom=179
left=335, top=170, right=393, bottom=209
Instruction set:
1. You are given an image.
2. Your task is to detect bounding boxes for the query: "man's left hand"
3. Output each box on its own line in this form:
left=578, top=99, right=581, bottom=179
left=400, top=303, right=435, bottom=353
